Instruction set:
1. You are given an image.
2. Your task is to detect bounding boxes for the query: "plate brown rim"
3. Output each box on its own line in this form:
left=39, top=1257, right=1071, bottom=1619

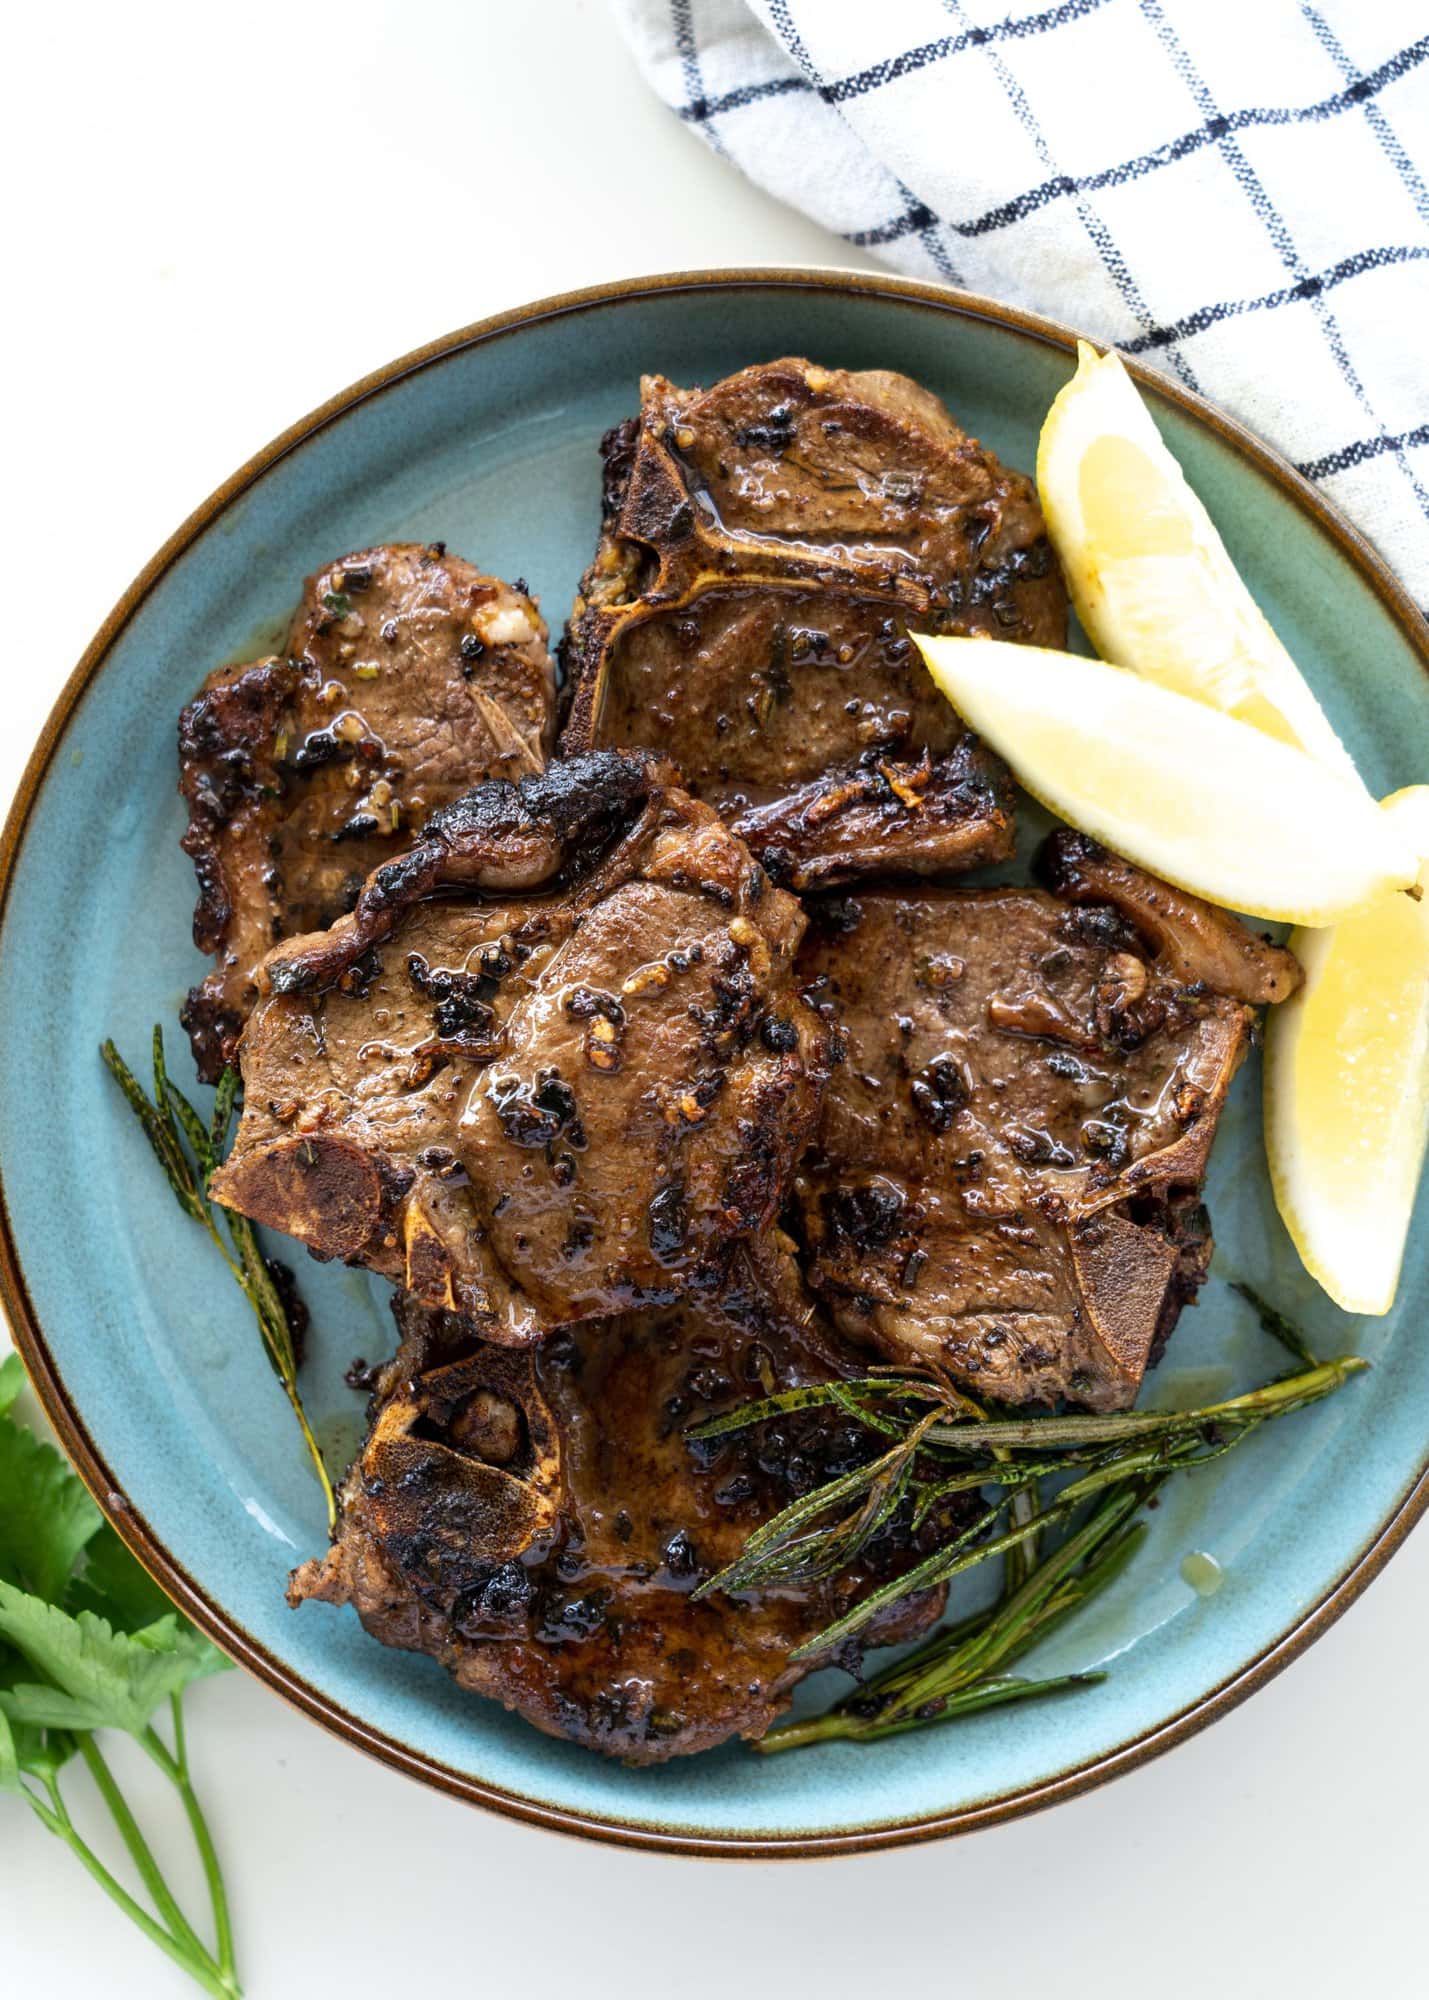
left=2, top=266, right=1426, bottom=1859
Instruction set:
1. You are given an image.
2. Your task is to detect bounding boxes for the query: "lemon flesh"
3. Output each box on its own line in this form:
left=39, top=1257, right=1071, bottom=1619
left=1265, top=786, right=1429, bottom=1315
left=1038, top=343, right=1362, bottom=786
left=914, top=635, right=1417, bottom=926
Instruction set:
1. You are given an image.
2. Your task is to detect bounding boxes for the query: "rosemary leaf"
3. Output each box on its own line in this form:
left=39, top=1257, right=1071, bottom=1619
left=153, top=1029, right=214, bottom=1181
left=208, top=1069, right=239, bottom=1168
left=693, top=1456, right=890, bottom=1593
left=1045, top=1513, right=1149, bottom=1615
left=765, top=1671, right=1108, bottom=1751
left=1232, top=1281, right=1319, bottom=1365
left=826, top=1380, right=908, bottom=1439
left=687, top=1377, right=942, bottom=1442
left=908, top=1454, right=1068, bottom=1530
left=1003, top=1480, right=1040, bottom=1596
left=695, top=1423, right=931, bottom=1598
left=790, top=1498, right=1022, bottom=1660
left=762, top=1481, right=1153, bottom=1751
left=100, top=1043, right=205, bottom=1225
left=920, top=1357, right=1366, bottom=1453
left=919, top=1481, right=1154, bottom=1699
left=798, top=1447, right=924, bottom=1586
left=894, top=1671, right=1107, bottom=1729
left=226, top=1214, right=298, bottom=1381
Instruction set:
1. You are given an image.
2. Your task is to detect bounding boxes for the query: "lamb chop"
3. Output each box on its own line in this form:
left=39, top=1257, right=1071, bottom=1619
left=794, top=833, right=1301, bottom=1410
left=559, top=357, right=1067, bottom=887
left=210, top=753, right=831, bottom=1340
left=290, top=1249, right=953, bottom=1762
left=179, top=542, right=555, bottom=1079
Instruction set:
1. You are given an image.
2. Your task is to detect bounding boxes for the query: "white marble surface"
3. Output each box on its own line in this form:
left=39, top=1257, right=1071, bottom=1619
left=3, top=4, right=1425, bottom=1994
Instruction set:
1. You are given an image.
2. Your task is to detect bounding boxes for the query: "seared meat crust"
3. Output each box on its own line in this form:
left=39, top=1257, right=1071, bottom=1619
left=210, top=754, right=831, bottom=1336
left=290, top=1255, right=950, bottom=1762
left=795, top=834, right=1300, bottom=1409
left=179, top=544, right=555, bottom=1078
left=560, top=359, right=1062, bottom=886
left=253, top=749, right=666, bottom=998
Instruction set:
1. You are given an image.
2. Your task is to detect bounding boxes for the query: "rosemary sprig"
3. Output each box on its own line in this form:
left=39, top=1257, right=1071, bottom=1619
left=691, top=1341, right=1366, bottom=1737
left=101, top=1029, right=335, bottom=1530
left=759, top=1480, right=1151, bottom=1752
left=695, top=1356, right=1363, bottom=1630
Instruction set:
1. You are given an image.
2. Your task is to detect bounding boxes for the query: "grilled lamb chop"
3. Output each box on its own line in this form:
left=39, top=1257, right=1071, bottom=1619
left=179, top=543, right=555, bottom=1078
left=795, top=832, right=1300, bottom=1410
left=210, top=753, right=830, bottom=1339
left=290, top=1253, right=951, bottom=1762
left=560, top=357, right=1067, bottom=887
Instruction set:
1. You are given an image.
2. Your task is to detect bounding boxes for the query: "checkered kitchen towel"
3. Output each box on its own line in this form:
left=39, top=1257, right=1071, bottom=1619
left=612, top=0, right=1429, bottom=605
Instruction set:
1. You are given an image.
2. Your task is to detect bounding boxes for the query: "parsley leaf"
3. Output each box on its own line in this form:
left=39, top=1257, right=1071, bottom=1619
left=0, top=1707, right=76, bottom=1788
left=67, top=1523, right=178, bottom=1630
left=0, top=1706, right=16, bottom=1792
left=0, top=1376, right=239, bottom=1994
left=0, top=1585, right=226, bottom=1734
left=0, top=1351, right=23, bottom=1417
left=0, top=1417, right=102, bottom=1602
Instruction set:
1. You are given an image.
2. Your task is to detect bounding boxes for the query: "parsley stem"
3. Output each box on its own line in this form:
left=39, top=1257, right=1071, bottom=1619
left=29, top=1774, right=237, bottom=2000
left=77, top=1734, right=211, bottom=1970
left=144, top=1702, right=239, bottom=1992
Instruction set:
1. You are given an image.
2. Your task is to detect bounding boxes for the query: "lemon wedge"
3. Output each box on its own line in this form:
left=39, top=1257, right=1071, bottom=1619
left=1038, top=342, right=1362, bottom=786
left=1265, top=786, right=1429, bottom=1315
left=914, top=635, right=1418, bottom=925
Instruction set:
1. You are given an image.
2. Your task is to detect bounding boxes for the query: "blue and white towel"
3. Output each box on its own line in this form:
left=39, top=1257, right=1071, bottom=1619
left=612, top=0, right=1429, bottom=605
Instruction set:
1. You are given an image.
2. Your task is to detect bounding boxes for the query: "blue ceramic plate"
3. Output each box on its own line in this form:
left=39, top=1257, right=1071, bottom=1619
left=2, top=271, right=1426, bottom=1855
